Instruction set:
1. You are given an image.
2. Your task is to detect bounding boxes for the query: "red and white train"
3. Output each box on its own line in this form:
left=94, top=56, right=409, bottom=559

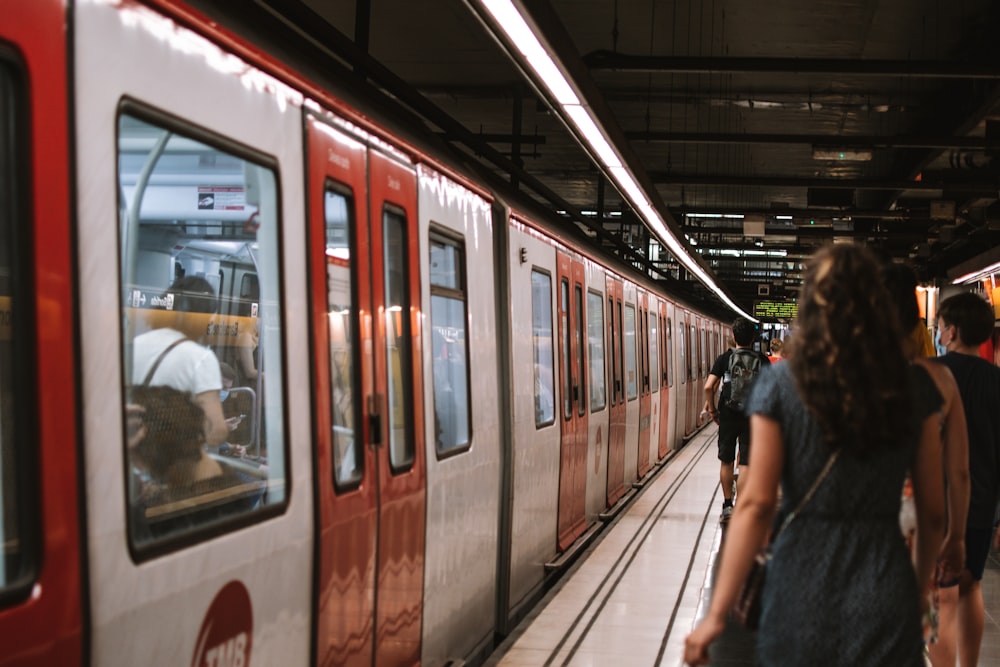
left=1, top=1, right=730, bottom=665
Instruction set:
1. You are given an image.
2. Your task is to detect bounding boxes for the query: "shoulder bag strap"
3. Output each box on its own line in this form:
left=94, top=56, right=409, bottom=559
left=774, top=448, right=841, bottom=537
left=140, top=336, right=191, bottom=387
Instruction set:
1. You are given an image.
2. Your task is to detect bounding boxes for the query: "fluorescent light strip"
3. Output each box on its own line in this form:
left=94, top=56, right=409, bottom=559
left=478, top=0, right=757, bottom=322
left=564, top=105, right=622, bottom=168
left=479, top=0, right=579, bottom=105
left=952, top=260, right=1000, bottom=285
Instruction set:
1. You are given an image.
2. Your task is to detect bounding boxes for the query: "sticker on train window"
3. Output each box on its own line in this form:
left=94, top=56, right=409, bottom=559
left=117, top=112, right=286, bottom=552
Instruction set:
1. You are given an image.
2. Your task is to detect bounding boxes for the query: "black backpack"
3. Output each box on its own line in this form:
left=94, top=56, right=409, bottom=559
left=725, top=348, right=762, bottom=411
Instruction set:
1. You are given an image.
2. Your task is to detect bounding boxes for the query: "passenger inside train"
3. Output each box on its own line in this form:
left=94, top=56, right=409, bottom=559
left=118, top=112, right=285, bottom=547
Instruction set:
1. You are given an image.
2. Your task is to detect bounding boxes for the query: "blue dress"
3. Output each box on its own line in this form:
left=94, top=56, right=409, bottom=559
left=746, top=362, right=941, bottom=666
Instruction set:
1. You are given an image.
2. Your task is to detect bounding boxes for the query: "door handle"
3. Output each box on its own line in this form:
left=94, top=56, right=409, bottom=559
left=367, top=394, right=382, bottom=448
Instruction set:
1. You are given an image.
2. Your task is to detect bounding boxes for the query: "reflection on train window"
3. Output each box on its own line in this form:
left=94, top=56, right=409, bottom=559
left=326, top=187, right=361, bottom=488
left=624, top=304, right=637, bottom=400
left=429, top=231, right=471, bottom=456
left=382, top=207, right=414, bottom=472
left=531, top=270, right=554, bottom=427
left=560, top=279, right=571, bottom=420
left=587, top=291, right=605, bottom=412
left=649, top=312, right=659, bottom=393
left=117, top=113, right=286, bottom=551
left=0, top=62, right=33, bottom=594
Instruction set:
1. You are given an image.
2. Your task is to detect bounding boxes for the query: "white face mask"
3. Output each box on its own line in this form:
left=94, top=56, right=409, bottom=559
left=219, top=390, right=230, bottom=401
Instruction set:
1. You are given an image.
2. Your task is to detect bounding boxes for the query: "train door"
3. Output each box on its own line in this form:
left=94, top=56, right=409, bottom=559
left=657, top=300, right=671, bottom=459
left=306, top=115, right=426, bottom=666
left=555, top=251, right=587, bottom=550
left=0, top=2, right=83, bottom=665
left=605, top=276, right=626, bottom=506
left=75, top=3, right=312, bottom=664
left=636, top=292, right=651, bottom=477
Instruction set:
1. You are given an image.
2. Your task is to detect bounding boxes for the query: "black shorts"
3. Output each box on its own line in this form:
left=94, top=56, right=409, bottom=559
left=717, top=407, right=750, bottom=466
left=962, top=525, right=995, bottom=582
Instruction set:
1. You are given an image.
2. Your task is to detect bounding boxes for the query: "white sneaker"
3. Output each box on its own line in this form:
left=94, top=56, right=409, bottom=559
left=720, top=504, right=734, bottom=522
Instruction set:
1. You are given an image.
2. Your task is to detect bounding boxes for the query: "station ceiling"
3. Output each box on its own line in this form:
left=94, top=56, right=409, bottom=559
left=220, top=0, right=1000, bottom=318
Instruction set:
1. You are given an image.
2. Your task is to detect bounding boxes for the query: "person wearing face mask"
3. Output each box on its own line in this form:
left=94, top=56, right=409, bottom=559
left=929, top=291, right=1000, bottom=667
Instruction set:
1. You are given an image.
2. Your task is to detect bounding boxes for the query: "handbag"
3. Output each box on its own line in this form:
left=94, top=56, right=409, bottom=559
left=732, top=449, right=841, bottom=630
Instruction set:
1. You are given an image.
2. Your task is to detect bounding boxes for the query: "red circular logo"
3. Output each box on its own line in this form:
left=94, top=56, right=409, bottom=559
left=191, top=580, right=254, bottom=667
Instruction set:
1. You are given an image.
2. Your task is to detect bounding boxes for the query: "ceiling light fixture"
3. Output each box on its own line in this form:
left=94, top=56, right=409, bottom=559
left=952, top=260, right=1000, bottom=285
left=472, top=0, right=756, bottom=321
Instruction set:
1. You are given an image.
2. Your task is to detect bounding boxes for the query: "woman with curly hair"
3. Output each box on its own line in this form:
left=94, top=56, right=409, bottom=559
left=685, top=245, right=946, bottom=666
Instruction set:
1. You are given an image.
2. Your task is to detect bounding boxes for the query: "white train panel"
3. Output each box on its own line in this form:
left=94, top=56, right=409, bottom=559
left=417, top=164, right=500, bottom=662
left=583, top=259, right=610, bottom=521
left=621, top=281, right=640, bottom=484
left=506, top=221, right=562, bottom=610
left=74, top=3, right=311, bottom=665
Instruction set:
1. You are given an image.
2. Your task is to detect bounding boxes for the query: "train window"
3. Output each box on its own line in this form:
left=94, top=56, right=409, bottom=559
left=429, top=231, right=471, bottom=456
left=617, top=300, right=624, bottom=397
left=649, top=311, right=659, bottom=393
left=637, top=308, right=646, bottom=395
left=587, top=291, right=606, bottom=411
left=560, top=279, right=571, bottom=420
left=118, top=112, right=286, bottom=552
left=325, top=186, right=362, bottom=489
left=688, top=324, right=696, bottom=382
left=0, top=60, right=35, bottom=596
left=678, top=322, right=686, bottom=385
left=624, top=304, right=637, bottom=400
left=382, top=207, right=415, bottom=472
left=531, top=270, right=555, bottom=427
left=666, top=317, right=673, bottom=388
left=575, top=285, right=585, bottom=417
left=607, top=296, right=616, bottom=406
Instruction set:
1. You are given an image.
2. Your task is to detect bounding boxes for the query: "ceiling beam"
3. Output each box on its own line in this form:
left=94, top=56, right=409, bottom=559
left=649, top=173, right=999, bottom=192
left=584, top=51, right=1000, bottom=79
left=625, top=132, right=988, bottom=150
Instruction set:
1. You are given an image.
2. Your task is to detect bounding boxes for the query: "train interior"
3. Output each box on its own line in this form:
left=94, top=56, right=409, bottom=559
left=117, top=112, right=286, bottom=547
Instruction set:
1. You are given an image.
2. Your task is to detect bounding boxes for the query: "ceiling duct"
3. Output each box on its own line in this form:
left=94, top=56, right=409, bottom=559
left=807, top=188, right=854, bottom=208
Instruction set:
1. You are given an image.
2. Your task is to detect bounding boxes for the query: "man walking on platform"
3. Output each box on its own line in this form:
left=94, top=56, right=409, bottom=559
left=931, top=292, right=1000, bottom=667
left=704, top=318, right=770, bottom=522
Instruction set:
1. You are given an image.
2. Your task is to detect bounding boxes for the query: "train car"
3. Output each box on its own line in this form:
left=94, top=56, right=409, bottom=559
left=0, top=1, right=728, bottom=666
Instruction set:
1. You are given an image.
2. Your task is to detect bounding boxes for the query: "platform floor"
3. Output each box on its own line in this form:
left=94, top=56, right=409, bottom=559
left=485, top=424, right=1000, bottom=666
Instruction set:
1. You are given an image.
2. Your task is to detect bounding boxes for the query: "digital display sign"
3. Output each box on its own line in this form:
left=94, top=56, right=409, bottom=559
left=753, top=300, right=798, bottom=320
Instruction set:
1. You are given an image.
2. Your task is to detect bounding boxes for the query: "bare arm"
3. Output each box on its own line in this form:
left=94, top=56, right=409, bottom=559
left=915, top=359, right=969, bottom=580
left=910, top=413, right=947, bottom=604
left=703, top=374, right=721, bottom=421
left=238, top=334, right=259, bottom=381
left=196, top=390, right=229, bottom=446
left=685, top=415, right=782, bottom=664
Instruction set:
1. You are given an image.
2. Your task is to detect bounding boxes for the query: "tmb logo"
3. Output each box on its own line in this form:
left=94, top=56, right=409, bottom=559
left=192, top=580, right=254, bottom=667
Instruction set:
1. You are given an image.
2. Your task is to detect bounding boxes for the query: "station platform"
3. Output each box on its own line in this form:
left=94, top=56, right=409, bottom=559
left=484, top=424, right=1000, bottom=666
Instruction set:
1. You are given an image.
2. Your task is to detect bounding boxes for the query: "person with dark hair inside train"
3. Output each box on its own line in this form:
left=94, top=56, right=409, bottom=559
left=704, top=318, right=770, bottom=521
left=930, top=291, right=1000, bottom=667
left=685, top=245, right=945, bottom=667
left=128, top=385, right=263, bottom=539
left=131, top=276, right=228, bottom=446
left=883, top=263, right=970, bottom=652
